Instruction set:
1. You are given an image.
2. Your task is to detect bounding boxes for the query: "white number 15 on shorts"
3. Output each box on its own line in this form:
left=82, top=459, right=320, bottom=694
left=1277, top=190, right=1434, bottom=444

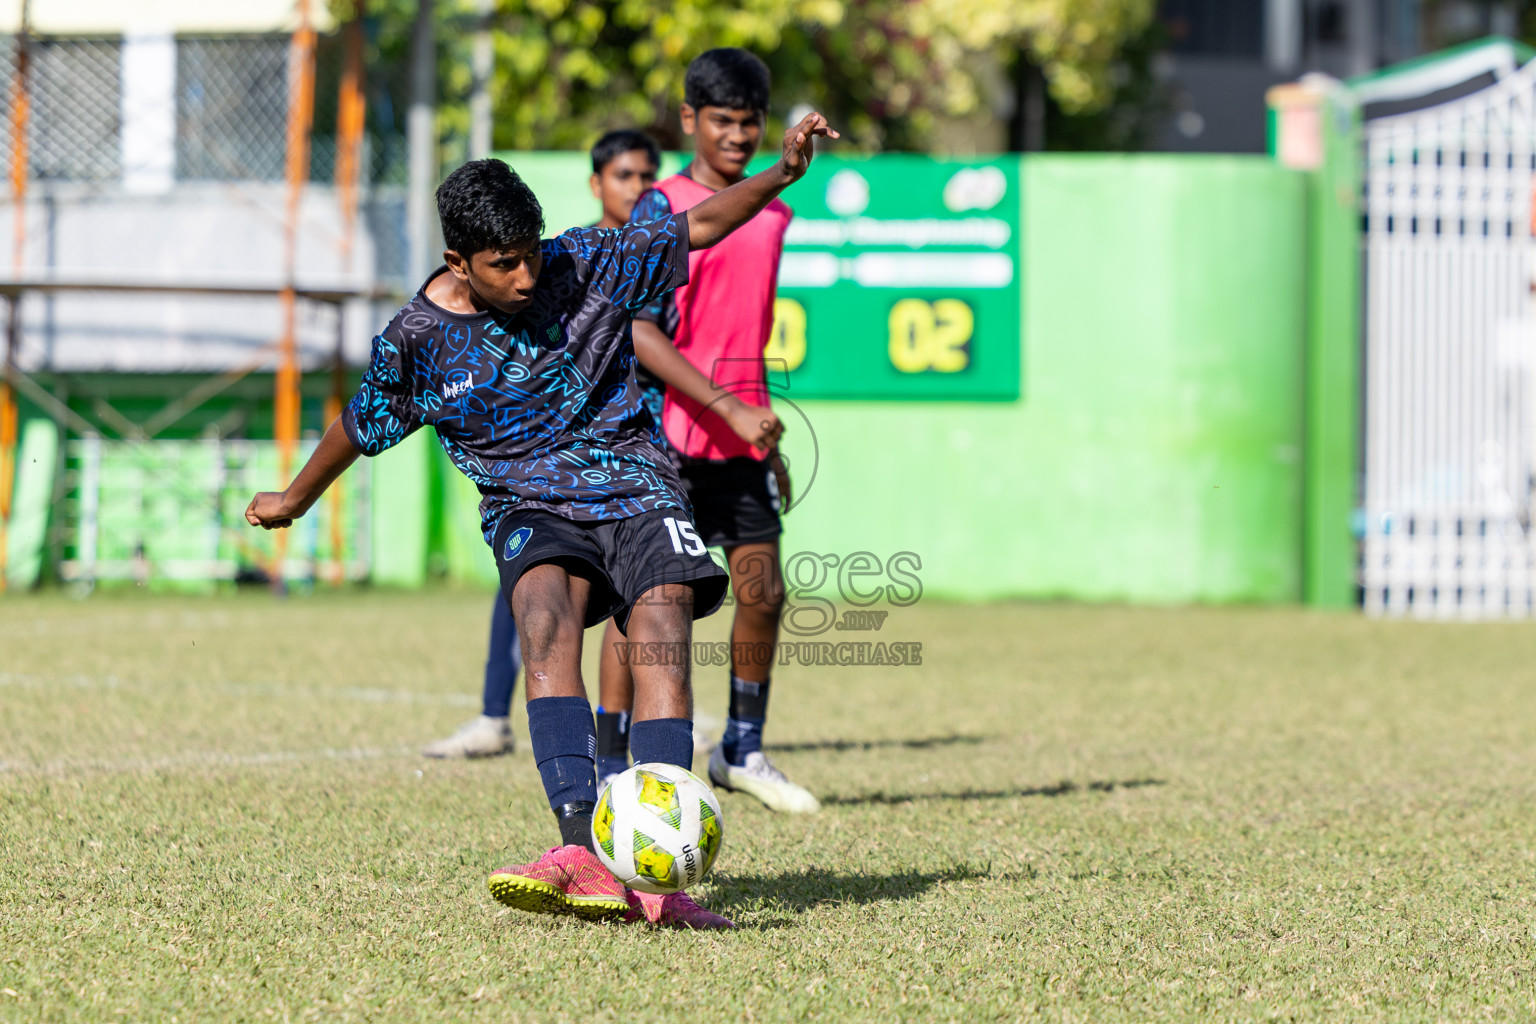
left=662, top=517, right=707, bottom=557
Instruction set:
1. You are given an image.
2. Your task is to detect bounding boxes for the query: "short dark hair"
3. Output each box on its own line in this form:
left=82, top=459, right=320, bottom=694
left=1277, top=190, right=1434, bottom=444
left=684, top=48, right=770, bottom=113
left=590, top=129, right=661, bottom=174
left=435, top=159, right=545, bottom=258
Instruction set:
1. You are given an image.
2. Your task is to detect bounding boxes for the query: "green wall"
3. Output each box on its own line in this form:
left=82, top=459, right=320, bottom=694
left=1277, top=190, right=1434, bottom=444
left=417, top=153, right=1310, bottom=604
left=501, top=150, right=687, bottom=236
left=3, top=418, right=57, bottom=589
left=774, top=157, right=1308, bottom=602
left=1301, top=94, right=1362, bottom=609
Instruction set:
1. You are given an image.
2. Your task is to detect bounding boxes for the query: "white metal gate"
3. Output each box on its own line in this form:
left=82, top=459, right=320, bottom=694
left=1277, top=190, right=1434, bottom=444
left=1362, top=63, right=1536, bottom=617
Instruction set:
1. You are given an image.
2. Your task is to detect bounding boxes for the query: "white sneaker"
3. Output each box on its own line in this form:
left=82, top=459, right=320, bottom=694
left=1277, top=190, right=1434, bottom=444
left=708, top=745, right=821, bottom=814
left=421, top=715, right=514, bottom=759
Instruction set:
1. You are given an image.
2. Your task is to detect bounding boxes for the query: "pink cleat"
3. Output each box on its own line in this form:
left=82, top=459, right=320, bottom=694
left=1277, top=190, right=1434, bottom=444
left=488, top=845, right=629, bottom=921
left=627, top=889, right=736, bottom=930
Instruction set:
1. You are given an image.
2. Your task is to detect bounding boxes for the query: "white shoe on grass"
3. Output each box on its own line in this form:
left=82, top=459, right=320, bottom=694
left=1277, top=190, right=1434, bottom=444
left=708, top=745, right=821, bottom=814
left=422, top=715, right=514, bottom=759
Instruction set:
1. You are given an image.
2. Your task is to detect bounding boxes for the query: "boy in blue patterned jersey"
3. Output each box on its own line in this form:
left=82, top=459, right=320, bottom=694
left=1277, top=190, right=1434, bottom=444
left=421, top=129, right=662, bottom=762
left=245, top=112, right=837, bottom=930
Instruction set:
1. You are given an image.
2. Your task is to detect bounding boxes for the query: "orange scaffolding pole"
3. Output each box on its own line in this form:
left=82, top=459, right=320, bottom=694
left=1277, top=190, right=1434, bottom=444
left=273, top=0, right=317, bottom=588
left=10, top=0, right=28, bottom=274
left=334, top=7, right=366, bottom=271
left=0, top=0, right=31, bottom=593
left=324, top=5, right=366, bottom=585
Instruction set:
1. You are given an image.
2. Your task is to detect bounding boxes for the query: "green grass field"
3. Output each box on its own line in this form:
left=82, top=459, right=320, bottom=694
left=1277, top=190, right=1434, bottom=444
left=4, top=589, right=1536, bottom=1022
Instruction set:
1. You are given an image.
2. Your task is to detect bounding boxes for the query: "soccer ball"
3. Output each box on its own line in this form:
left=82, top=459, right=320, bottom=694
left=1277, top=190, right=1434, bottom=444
left=591, top=762, right=724, bottom=895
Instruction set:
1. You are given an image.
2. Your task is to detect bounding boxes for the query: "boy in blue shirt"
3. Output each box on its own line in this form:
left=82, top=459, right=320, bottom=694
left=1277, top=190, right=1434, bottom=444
left=421, top=128, right=662, bottom=761
left=246, top=112, right=837, bottom=929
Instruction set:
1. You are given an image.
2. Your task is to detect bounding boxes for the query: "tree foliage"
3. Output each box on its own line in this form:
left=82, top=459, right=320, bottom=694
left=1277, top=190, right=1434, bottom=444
left=334, top=0, right=1155, bottom=153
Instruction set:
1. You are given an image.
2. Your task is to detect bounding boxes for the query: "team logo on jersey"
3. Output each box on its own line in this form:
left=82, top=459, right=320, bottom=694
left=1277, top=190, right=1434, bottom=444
left=504, top=527, right=533, bottom=560
left=533, top=317, right=568, bottom=350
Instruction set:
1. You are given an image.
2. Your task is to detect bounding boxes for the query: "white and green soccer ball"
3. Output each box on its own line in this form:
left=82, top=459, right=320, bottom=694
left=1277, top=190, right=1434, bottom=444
left=591, top=762, right=724, bottom=895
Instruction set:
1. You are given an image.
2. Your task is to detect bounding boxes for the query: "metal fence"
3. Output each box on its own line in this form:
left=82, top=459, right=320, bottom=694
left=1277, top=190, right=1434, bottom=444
left=0, top=32, right=408, bottom=192
left=31, top=37, right=122, bottom=183
left=176, top=35, right=290, bottom=182
left=1361, top=61, right=1536, bottom=617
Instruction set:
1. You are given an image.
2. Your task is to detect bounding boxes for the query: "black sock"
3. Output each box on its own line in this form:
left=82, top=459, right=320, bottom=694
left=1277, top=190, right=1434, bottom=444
left=526, top=696, right=598, bottom=850
left=630, top=717, right=694, bottom=771
left=722, top=674, right=770, bottom=765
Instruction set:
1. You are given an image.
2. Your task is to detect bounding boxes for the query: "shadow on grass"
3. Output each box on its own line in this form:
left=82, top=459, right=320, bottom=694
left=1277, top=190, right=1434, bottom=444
left=820, top=777, right=1165, bottom=807
left=764, top=734, right=988, bottom=754
left=711, top=863, right=994, bottom=922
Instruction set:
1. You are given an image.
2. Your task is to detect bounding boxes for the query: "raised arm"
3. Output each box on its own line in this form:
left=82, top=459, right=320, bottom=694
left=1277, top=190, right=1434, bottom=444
left=245, top=416, right=362, bottom=529
left=686, top=111, right=837, bottom=251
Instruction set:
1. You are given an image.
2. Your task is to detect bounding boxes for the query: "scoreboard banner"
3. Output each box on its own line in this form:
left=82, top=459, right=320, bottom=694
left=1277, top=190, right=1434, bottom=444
left=760, top=154, right=1021, bottom=401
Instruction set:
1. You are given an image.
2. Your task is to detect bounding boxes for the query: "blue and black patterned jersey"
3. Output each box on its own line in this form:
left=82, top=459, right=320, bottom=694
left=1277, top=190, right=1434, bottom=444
left=627, top=188, right=680, bottom=450
left=630, top=187, right=683, bottom=339
left=342, top=213, right=692, bottom=535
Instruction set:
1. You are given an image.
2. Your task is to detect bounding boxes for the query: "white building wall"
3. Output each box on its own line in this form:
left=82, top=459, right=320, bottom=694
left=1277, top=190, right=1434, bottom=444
left=2, top=184, right=406, bottom=373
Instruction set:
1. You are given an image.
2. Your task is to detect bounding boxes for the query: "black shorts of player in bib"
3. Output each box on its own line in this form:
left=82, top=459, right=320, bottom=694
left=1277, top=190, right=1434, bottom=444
left=492, top=508, right=728, bottom=635
left=674, top=455, right=784, bottom=548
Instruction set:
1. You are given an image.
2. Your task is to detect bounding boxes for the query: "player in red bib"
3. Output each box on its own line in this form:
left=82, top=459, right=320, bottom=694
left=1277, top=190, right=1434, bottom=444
left=594, top=48, right=819, bottom=813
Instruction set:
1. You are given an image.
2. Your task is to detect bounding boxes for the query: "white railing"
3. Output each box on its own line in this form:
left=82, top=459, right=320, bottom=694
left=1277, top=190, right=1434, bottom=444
left=1362, top=61, right=1536, bottom=616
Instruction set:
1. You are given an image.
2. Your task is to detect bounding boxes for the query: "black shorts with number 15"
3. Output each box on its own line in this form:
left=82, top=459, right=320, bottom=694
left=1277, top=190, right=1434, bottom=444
left=491, top=507, right=728, bottom=635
